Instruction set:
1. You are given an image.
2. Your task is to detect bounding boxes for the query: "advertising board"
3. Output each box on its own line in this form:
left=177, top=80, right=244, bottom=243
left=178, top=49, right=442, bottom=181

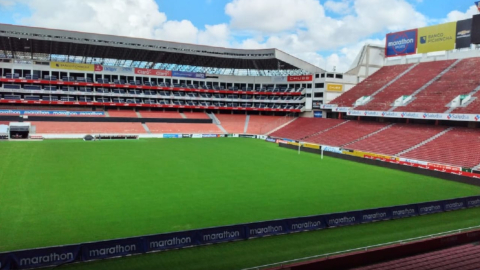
left=171, top=71, right=206, bottom=79
left=385, top=29, right=418, bottom=57
left=417, top=22, right=456, bottom=53
left=326, top=84, right=343, bottom=92
left=471, top=14, right=480, bottom=44
left=456, top=18, right=472, bottom=49
left=287, top=75, right=313, bottom=82
left=134, top=68, right=172, bottom=77
left=50, top=62, right=94, bottom=72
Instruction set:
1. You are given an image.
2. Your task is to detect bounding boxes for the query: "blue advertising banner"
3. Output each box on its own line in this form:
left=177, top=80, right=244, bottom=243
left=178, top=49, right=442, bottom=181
left=326, top=211, right=361, bottom=227
left=287, top=215, right=326, bottom=232
left=172, top=71, right=206, bottom=79
left=386, top=29, right=418, bottom=57
left=246, top=220, right=288, bottom=238
left=197, top=225, right=245, bottom=245
left=11, top=245, right=80, bottom=269
left=163, top=134, right=180, bottom=138
left=202, top=134, right=218, bottom=138
left=443, top=198, right=467, bottom=212
left=0, top=110, right=105, bottom=116
left=417, top=201, right=444, bottom=215
left=360, top=208, right=391, bottom=223
left=390, top=204, right=418, bottom=219
left=265, top=137, right=277, bottom=143
left=466, top=196, right=480, bottom=208
left=0, top=253, right=10, bottom=270
left=313, top=111, right=323, bottom=118
left=144, top=231, right=196, bottom=252
left=81, top=238, right=144, bottom=261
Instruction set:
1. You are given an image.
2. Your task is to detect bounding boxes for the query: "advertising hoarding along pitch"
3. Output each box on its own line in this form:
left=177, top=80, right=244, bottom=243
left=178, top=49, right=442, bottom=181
left=456, top=18, right=472, bottom=49
left=417, top=22, right=456, bottom=53
left=50, top=62, right=94, bottom=71
left=385, top=29, right=418, bottom=57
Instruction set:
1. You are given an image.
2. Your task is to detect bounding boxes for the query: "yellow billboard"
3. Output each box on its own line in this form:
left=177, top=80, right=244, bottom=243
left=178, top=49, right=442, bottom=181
left=326, top=84, right=343, bottom=92
left=417, top=22, right=456, bottom=53
left=50, top=62, right=94, bottom=71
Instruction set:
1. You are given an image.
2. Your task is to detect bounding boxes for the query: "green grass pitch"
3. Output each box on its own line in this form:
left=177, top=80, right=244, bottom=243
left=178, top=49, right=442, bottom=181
left=1, top=138, right=480, bottom=269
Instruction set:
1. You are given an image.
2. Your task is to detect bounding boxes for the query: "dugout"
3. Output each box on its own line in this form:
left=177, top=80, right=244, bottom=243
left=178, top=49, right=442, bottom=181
left=9, top=122, right=30, bottom=139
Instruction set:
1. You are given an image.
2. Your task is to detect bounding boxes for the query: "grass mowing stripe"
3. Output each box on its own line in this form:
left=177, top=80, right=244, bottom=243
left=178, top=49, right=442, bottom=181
left=47, top=207, right=480, bottom=270
left=0, top=138, right=479, bottom=252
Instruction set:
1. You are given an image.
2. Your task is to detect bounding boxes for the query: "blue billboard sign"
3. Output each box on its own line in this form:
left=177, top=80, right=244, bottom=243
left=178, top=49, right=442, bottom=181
left=171, top=71, right=206, bottom=79
left=313, top=111, right=322, bottom=118
left=386, top=29, right=418, bottom=57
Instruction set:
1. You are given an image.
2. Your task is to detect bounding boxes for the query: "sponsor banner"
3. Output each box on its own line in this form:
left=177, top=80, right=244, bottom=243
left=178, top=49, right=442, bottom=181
left=50, top=61, right=94, bottom=71
left=277, top=139, right=289, bottom=144
left=134, top=68, right=172, bottom=77
left=342, top=149, right=365, bottom=158
left=333, top=107, right=351, bottom=112
left=346, top=110, right=480, bottom=122
left=399, top=158, right=428, bottom=166
left=239, top=134, right=257, bottom=139
left=326, top=211, right=361, bottom=227
left=97, top=65, right=134, bottom=74
left=287, top=215, right=326, bottom=232
left=427, top=163, right=461, bottom=172
left=322, top=146, right=343, bottom=154
left=0, top=110, right=105, bottom=116
left=163, top=134, right=180, bottom=138
left=172, top=71, right=206, bottom=79
left=226, top=134, right=234, bottom=138
left=246, top=220, right=288, bottom=238
left=390, top=204, right=418, bottom=219
left=312, top=102, right=322, bottom=109
left=197, top=225, right=245, bottom=245
left=11, top=245, right=80, bottom=269
left=265, top=138, right=277, bottom=143
left=456, top=18, right=472, bottom=49
left=443, top=198, right=467, bottom=212
left=192, top=134, right=202, bottom=138
left=288, top=141, right=301, bottom=147
left=232, top=134, right=239, bottom=138
left=202, top=134, right=218, bottom=138
left=287, top=75, right=313, bottom=82
left=360, top=208, right=391, bottom=223
left=417, top=22, right=456, bottom=53
left=0, top=253, right=10, bottom=270
left=320, top=104, right=338, bottom=109
left=417, top=201, right=444, bottom=215
left=81, top=238, right=144, bottom=261
left=271, top=76, right=288, bottom=83
left=326, top=84, right=343, bottom=92
left=466, top=196, right=480, bottom=208
left=282, top=138, right=295, bottom=143
left=314, top=111, right=323, bottom=118
left=182, top=134, right=192, bottom=138
left=304, top=143, right=320, bottom=150
left=385, top=29, right=418, bottom=57
left=257, top=135, right=267, bottom=140
left=144, top=231, right=196, bottom=252
left=364, top=153, right=397, bottom=162
left=472, top=14, right=480, bottom=44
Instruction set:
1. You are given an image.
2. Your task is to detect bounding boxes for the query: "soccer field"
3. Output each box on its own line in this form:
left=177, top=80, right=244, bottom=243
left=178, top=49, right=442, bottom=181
left=1, top=138, right=479, bottom=255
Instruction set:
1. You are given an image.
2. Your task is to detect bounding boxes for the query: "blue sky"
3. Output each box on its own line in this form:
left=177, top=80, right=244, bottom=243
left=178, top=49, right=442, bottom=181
left=0, top=0, right=478, bottom=71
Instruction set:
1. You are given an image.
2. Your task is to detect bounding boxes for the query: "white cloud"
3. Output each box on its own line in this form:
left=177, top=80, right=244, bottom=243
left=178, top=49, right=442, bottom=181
left=443, top=5, right=478, bottom=22
left=324, top=0, right=351, bottom=14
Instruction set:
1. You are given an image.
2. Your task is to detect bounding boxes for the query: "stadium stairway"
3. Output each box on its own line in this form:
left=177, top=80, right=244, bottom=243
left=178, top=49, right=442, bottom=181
left=270, top=118, right=346, bottom=140
left=207, top=113, right=228, bottom=133
left=244, top=115, right=250, bottom=133
left=353, top=243, right=480, bottom=270
left=450, top=84, right=480, bottom=114
left=301, top=120, right=350, bottom=140
left=265, top=117, right=298, bottom=135
left=396, top=127, right=453, bottom=156
left=342, top=123, right=395, bottom=147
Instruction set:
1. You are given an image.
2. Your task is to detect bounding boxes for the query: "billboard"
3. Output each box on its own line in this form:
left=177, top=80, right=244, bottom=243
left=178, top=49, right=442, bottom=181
left=50, top=62, right=94, bottom=71
left=472, top=14, right=480, bottom=44
left=456, top=18, right=472, bottom=49
left=96, top=65, right=134, bottom=74
left=287, top=75, right=313, bottom=82
left=171, top=71, right=206, bottom=79
left=417, top=22, right=456, bottom=53
left=385, top=29, right=418, bottom=57
left=134, top=68, right=172, bottom=77
left=326, top=84, right=343, bottom=92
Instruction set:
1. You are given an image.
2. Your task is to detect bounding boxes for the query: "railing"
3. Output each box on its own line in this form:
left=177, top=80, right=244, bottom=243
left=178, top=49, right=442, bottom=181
left=241, top=225, right=480, bottom=270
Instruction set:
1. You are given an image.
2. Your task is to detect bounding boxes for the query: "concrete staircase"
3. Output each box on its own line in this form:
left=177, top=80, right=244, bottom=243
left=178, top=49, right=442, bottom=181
left=396, top=127, right=453, bottom=156
left=265, top=117, right=298, bottom=135
left=180, top=112, right=187, bottom=119
left=389, top=59, right=462, bottom=112
left=244, top=115, right=250, bottom=134
left=136, top=111, right=142, bottom=118
left=208, top=113, right=227, bottom=134
left=444, top=84, right=480, bottom=114
left=141, top=123, right=151, bottom=134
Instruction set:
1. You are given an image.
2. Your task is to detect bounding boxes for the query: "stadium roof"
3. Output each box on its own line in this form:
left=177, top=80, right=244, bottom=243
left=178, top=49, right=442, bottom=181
left=0, top=24, right=324, bottom=76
